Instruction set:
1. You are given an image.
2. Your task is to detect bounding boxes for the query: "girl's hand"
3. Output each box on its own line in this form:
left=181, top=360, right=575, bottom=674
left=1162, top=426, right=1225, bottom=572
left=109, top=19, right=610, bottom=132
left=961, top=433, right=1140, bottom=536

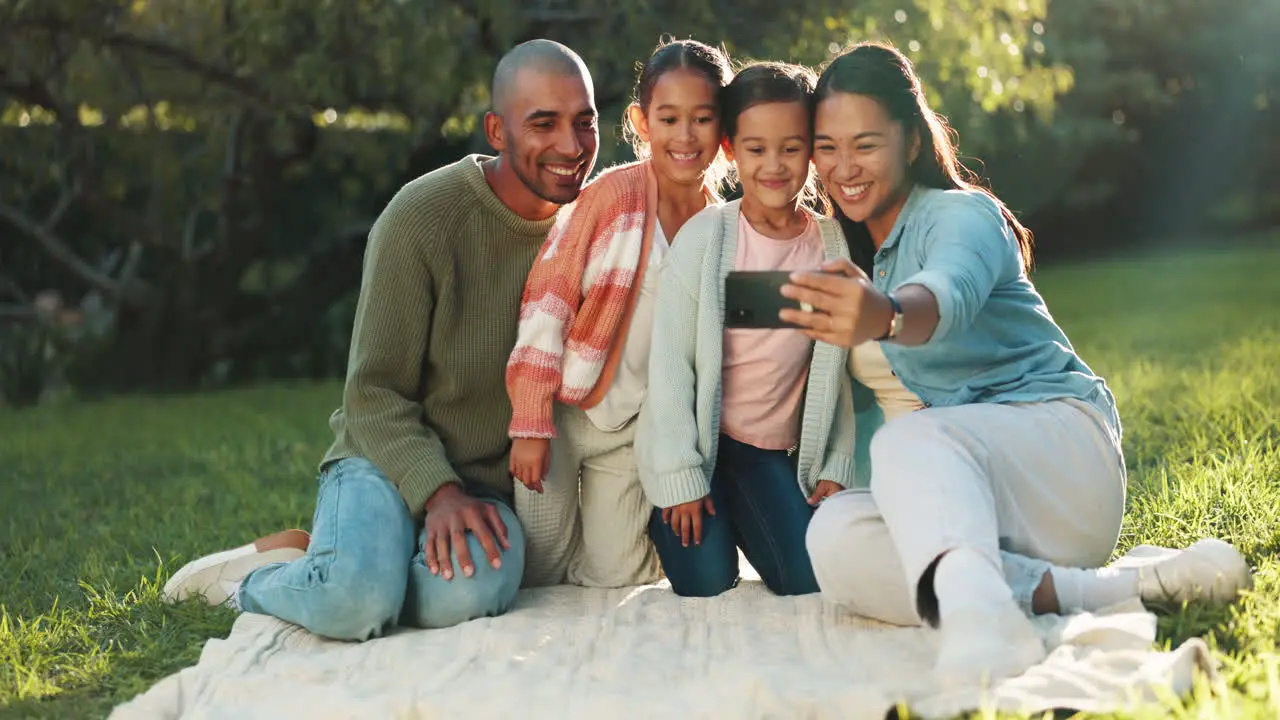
left=807, top=480, right=844, bottom=506
left=661, top=496, right=717, bottom=547
left=510, top=438, right=551, bottom=493
left=779, top=258, right=893, bottom=349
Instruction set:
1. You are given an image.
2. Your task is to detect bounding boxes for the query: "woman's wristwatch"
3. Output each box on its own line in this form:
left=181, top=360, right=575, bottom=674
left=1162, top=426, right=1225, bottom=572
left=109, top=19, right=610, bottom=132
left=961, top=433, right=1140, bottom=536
left=876, top=292, right=904, bottom=341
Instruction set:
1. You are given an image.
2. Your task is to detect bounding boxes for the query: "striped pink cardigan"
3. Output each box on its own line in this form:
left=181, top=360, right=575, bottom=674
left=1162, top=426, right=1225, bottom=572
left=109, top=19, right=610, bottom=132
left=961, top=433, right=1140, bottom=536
left=505, top=160, right=659, bottom=439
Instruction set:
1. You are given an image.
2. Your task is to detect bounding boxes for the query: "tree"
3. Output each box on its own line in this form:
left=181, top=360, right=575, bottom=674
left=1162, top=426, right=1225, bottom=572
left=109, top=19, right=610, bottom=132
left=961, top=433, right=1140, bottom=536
left=979, top=0, right=1279, bottom=248
left=0, top=0, right=1068, bottom=400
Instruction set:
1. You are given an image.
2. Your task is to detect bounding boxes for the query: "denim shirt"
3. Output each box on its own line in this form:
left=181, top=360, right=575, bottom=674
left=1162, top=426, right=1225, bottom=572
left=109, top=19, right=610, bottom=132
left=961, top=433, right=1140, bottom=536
left=873, top=185, right=1122, bottom=439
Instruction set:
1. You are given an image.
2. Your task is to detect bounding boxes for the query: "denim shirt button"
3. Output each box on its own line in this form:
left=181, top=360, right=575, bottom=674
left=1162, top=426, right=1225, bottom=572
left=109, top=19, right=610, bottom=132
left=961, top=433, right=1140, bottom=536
left=878, top=269, right=886, bottom=278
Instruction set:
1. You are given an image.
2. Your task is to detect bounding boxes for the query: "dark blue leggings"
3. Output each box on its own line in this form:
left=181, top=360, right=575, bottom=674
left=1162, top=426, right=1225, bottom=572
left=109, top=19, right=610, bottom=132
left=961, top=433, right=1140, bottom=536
left=649, top=434, right=819, bottom=597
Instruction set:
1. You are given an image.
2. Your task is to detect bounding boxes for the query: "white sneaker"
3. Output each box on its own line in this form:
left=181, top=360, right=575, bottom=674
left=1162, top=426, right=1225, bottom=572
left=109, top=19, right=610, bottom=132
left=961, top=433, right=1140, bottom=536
left=1113, top=538, right=1252, bottom=605
left=163, top=529, right=309, bottom=606
left=934, top=600, right=1047, bottom=687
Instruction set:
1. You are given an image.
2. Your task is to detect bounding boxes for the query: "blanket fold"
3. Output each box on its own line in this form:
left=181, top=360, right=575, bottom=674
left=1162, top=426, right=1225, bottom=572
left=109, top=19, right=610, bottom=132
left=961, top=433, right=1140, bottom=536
left=111, top=584, right=1214, bottom=720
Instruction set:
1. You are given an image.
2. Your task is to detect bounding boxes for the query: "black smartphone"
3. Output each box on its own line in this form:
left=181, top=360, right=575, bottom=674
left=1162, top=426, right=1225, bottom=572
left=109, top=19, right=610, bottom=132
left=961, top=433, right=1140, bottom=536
left=724, top=270, right=807, bottom=329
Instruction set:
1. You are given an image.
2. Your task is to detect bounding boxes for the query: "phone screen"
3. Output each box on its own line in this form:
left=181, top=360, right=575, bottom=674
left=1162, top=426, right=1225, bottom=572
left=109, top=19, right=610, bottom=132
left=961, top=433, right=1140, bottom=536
left=723, top=271, right=803, bottom=329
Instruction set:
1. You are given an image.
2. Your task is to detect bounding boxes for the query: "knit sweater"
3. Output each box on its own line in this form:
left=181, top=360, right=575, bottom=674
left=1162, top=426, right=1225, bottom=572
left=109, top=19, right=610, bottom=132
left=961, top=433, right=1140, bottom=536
left=322, top=155, right=556, bottom=520
left=505, top=160, right=660, bottom=439
left=635, top=200, right=859, bottom=509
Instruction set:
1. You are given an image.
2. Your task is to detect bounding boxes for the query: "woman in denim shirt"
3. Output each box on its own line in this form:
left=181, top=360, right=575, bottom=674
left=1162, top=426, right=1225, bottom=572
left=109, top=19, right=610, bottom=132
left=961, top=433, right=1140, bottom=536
left=781, top=42, right=1251, bottom=685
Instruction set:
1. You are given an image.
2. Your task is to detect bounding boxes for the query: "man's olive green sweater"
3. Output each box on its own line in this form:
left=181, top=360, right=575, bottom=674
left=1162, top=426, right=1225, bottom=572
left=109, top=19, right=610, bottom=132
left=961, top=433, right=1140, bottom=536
left=322, top=154, right=556, bottom=520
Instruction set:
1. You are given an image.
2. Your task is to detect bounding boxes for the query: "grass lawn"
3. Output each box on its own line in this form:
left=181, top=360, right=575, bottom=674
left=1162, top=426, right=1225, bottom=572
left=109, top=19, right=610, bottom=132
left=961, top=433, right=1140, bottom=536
left=3, top=240, right=1280, bottom=718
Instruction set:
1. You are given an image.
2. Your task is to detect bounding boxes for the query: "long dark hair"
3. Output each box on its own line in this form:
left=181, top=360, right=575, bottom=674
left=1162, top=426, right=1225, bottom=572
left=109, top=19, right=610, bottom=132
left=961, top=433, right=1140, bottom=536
left=622, top=37, right=734, bottom=190
left=721, top=61, right=829, bottom=213
left=814, top=42, right=1034, bottom=273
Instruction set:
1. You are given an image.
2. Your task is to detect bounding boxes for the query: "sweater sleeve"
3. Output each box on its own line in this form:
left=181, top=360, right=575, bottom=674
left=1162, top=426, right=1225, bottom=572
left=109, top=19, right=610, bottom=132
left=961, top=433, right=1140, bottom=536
left=818, top=365, right=858, bottom=488
left=505, top=180, right=619, bottom=439
left=900, top=193, right=1019, bottom=345
left=636, top=211, right=719, bottom=508
left=339, top=192, right=459, bottom=513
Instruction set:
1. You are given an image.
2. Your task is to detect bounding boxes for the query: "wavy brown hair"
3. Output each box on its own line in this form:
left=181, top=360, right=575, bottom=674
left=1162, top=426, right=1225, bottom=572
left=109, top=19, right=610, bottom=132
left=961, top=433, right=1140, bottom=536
left=814, top=42, right=1034, bottom=272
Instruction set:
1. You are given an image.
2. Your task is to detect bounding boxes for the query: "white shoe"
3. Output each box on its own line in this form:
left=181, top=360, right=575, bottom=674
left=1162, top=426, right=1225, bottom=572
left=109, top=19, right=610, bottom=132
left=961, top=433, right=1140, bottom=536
left=1113, top=538, right=1252, bottom=605
left=163, top=529, right=309, bottom=606
left=934, top=600, right=1047, bottom=687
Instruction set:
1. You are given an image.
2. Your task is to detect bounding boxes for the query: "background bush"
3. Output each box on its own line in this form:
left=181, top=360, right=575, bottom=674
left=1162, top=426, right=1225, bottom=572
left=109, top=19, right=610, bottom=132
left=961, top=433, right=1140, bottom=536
left=1, top=0, right=1276, bottom=405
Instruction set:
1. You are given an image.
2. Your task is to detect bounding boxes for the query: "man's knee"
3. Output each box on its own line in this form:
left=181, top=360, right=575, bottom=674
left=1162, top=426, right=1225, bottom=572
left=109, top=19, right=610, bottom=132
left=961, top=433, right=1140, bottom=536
left=278, top=458, right=413, bottom=641
left=299, top=560, right=408, bottom=641
left=405, top=501, right=526, bottom=629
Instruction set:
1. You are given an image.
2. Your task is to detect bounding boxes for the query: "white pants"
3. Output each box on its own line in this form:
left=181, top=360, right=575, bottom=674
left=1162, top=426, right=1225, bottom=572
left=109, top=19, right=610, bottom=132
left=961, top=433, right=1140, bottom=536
left=806, top=398, right=1126, bottom=626
left=515, top=405, right=662, bottom=588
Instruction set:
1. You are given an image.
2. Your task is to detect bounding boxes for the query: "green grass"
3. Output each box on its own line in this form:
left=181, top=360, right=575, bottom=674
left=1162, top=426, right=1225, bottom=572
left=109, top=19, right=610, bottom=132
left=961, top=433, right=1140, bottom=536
left=3, top=240, right=1280, bottom=718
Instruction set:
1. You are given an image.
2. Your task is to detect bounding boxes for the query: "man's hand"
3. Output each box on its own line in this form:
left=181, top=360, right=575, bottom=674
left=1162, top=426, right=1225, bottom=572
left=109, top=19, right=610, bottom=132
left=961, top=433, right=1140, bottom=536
left=510, top=437, right=551, bottom=493
left=423, top=483, right=511, bottom=581
left=807, top=479, right=843, bottom=506
left=660, top=495, right=716, bottom=547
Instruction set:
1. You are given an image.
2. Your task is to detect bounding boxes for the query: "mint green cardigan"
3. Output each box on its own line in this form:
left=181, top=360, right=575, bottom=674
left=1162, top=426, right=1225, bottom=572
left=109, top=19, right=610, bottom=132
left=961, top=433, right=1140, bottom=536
left=635, top=200, right=867, bottom=509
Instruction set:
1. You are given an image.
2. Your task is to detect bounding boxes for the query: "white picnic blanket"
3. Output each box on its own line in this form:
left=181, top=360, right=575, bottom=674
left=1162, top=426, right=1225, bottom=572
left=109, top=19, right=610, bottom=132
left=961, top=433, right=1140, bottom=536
left=111, top=580, right=1215, bottom=719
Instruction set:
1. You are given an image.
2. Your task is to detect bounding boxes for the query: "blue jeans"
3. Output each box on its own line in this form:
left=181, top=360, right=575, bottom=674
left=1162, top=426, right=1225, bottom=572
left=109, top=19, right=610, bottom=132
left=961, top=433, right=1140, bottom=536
left=649, top=435, right=819, bottom=597
left=238, top=457, right=525, bottom=641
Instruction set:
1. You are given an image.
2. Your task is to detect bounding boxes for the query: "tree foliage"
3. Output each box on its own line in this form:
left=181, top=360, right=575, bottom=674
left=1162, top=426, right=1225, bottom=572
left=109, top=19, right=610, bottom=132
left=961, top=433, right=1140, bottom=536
left=0, top=0, right=1274, bottom=403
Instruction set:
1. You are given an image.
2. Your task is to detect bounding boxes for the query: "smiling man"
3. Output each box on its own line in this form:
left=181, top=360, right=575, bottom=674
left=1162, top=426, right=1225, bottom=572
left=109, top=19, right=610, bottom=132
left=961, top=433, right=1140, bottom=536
left=490, top=43, right=598, bottom=205
left=161, top=39, right=600, bottom=640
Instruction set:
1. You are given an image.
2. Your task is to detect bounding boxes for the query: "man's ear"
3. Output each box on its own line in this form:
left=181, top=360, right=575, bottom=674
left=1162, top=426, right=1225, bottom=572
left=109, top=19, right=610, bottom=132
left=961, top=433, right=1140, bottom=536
left=484, top=111, right=505, bottom=152
left=720, top=137, right=735, bottom=162
left=626, top=103, right=649, bottom=143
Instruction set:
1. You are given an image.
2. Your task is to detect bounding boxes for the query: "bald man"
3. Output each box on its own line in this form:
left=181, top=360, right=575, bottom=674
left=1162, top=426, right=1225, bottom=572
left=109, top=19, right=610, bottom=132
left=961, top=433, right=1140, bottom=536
left=162, top=39, right=600, bottom=639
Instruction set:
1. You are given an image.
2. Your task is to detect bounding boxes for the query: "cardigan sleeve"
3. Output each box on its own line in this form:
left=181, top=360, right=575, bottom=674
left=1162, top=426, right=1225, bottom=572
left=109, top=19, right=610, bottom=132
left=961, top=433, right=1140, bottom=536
left=899, top=192, right=1020, bottom=345
left=812, top=216, right=858, bottom=488
left=635, top=210, right=721, bottom=508
left=338, top=192, right=460, bottom=512
left=505, top=178, right=623, bottom=438
left=817, top=366, right=858, bottom=488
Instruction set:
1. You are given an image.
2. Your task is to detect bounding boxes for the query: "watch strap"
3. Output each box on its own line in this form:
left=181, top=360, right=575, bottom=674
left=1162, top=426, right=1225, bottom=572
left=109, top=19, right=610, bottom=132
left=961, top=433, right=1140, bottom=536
left=876, top=293, right=903, bottom=341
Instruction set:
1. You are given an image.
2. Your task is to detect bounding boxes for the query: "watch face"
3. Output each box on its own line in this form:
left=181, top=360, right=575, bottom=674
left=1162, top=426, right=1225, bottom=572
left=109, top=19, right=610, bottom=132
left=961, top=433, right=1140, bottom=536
left=887, top=294, right=904, bottom=338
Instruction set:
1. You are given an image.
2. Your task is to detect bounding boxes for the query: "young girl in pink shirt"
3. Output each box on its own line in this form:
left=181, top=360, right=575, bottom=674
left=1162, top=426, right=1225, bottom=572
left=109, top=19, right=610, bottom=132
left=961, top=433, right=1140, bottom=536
left=637, top=62, right=857, bottom=596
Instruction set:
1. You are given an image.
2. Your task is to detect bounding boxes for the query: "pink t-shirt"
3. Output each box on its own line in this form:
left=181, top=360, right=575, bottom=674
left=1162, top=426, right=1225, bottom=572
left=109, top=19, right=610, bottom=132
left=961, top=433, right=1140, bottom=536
left=720, top=215, right=826, bottom=450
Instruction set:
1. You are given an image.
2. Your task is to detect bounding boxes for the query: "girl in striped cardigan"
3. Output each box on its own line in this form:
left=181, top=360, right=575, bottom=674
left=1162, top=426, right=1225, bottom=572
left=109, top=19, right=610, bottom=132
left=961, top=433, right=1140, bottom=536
left=505, top=39, right=733, bottom=587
